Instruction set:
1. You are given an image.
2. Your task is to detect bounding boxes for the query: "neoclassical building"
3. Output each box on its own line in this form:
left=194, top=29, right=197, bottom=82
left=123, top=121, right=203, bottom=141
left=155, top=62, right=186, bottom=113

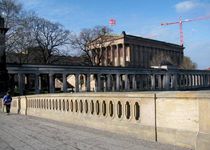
left=91, top=32, right=184, bottom=68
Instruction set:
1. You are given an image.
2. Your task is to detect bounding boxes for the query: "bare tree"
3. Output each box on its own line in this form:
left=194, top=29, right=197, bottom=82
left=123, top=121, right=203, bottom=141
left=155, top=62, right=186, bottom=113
left=180, top=56, right=197, bottom=69
left=0, top=0, right=22, bottom=27
left=71, top=26, right=113, bottom=66
left=7, top=13, right=36, bottom=63
left=150, top=52, right=175, bottom=67
left=32, top=17, right=71, bottom=64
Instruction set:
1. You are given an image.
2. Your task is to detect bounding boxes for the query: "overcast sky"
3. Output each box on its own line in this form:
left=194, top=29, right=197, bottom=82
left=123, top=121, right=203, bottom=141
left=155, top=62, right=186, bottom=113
left=18, top=0, right=210, bottom=69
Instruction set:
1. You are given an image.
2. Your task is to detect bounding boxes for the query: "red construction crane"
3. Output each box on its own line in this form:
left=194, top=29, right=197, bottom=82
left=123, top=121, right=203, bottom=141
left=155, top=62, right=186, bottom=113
left=161, top=15, right=210, bottom=46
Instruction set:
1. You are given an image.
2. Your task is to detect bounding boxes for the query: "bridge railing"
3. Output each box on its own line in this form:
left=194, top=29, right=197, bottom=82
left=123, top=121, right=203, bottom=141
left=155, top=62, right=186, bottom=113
left=1, top=91, right=210, bottom=150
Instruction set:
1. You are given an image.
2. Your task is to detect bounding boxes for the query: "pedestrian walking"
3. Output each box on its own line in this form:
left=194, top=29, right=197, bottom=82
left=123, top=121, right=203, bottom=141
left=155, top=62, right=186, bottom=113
left=2, top=91, right=12, bottom=115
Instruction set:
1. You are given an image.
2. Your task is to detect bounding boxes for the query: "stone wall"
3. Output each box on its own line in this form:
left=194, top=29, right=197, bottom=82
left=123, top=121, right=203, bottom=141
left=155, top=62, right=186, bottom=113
left=2, top=91, right=210, bottom=150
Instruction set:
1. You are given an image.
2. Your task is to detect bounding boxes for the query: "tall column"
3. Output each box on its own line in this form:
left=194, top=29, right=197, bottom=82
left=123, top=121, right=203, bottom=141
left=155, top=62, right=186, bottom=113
left=75, top=74, right=79, bottom=92
left=103, top=47, right=107, bottom=66
left=116, top=45, right=120, bottom=66
left=35, top=73, right=40, bottom=94
left=86, top=74, right=91, bottom=92
left=18, top=73, right=23, bottom=95
left=111, top=45, right=114, bottom=66
left=49, top=73, right=55, bottom=93
left=63, top=73, right=67, bottom=93
left=130, top=45, right=134, bottom=66
left=122, top=44, right=126, bottom=67
left=116, top=74, right=120, bottom=91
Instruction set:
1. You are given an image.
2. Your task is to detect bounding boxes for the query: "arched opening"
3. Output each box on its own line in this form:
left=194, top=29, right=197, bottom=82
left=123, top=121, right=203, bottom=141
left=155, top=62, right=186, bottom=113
left=134, top=102, right=140, bottom=120
left=109, top=101, right=114, bottom=117
left=125, top=101, right=130, bottom=119
left=102, top=101, right=106, bottom=116
left=117, top=101, right=122, bottom=118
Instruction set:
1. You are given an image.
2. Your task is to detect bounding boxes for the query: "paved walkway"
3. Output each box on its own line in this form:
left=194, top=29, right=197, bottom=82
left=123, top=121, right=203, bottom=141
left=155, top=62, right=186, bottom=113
left=0, top=112, right=191, bottom=150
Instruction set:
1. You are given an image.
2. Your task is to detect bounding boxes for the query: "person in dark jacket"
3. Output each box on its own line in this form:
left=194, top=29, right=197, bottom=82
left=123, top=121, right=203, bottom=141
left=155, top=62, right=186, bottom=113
left=2, top=92, right=12, bottom=115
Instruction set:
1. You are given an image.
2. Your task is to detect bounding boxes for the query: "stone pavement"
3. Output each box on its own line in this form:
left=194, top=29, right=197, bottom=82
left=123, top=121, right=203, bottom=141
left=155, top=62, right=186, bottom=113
left=0, top=112, right=191, bottom=150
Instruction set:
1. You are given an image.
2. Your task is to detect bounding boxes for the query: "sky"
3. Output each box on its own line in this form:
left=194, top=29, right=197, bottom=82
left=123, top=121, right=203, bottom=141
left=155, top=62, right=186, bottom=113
left=18, top=0, right=210, bottom=69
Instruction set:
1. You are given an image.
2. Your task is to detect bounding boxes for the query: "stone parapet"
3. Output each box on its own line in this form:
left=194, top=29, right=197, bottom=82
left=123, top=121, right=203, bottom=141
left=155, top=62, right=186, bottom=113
left=1, top=91, right=210, bottom=150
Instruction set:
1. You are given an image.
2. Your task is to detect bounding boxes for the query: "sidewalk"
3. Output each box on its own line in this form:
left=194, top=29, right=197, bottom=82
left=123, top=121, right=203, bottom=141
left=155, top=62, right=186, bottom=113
left=0, top=112, right=190, bottom=150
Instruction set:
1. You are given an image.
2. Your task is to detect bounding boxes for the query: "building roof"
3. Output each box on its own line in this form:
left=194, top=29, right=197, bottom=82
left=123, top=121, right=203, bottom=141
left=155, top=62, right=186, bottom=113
left=100, top=31, right=184, bottom=50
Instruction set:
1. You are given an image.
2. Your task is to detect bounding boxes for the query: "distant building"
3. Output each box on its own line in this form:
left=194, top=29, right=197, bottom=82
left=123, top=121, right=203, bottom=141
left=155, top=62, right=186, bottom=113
left=90, top=31, right=184, bottom=68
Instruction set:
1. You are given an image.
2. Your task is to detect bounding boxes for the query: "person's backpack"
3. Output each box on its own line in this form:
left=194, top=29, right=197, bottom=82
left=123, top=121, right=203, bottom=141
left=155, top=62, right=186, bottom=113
left=3, top=95, right=12, bottom=105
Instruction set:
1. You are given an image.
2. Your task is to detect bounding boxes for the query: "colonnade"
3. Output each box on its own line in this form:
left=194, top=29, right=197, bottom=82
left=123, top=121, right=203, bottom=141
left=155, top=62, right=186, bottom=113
left=96, top=43, right=183, bottom=68
left=7, top=65, right=210, bottom=95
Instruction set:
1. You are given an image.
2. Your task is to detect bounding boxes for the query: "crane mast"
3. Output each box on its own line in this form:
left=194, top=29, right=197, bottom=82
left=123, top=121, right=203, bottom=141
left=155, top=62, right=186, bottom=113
left=161, top=15, right=210, bottom=46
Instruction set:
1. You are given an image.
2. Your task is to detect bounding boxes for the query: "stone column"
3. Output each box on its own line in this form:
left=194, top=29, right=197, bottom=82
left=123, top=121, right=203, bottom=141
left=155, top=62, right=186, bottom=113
left=192, top=75, right=195, bottom=88
left=188, top=74, right=192, bottom=88
left=116, top=45, right=120, bottom=66
left=132, top=74, right=137, bottom=91
left=18, top=73, right=23, bottom=95
left=163, top=73, right=170, bottom=90
left=75, top=74, right=79, bottom=92
left=171, top=74, right=178, bottom=90
left=49, top=73, right=55, bottom=93
left=130, top=45, right=134, bottom=66
left=62, top=73, right=67, bottom=93
left=86, top=73, right=91, bottom=92
left=116, top=74, right=120, bottom=91
left=104, top=47, right=108, bottom=66
left=158, top=75, right=162, bottom=90
left=122, top=44, right=126, bottom=67
left=107, top=74, right=111, bottom=91
left=195, top=75, right=198, bottom=87
left=151, top=74, right=155, bottom=90
left=96, top=74, right=101, bottom=92
left=204, top=75, right=208, bottom=87
left=38, top=75, right=42, bottom=91
left=35, top=73, right=40, bottom=94
left=111, top=45, right=114, bottom=66
left=124, top=74, right=128, bottom=91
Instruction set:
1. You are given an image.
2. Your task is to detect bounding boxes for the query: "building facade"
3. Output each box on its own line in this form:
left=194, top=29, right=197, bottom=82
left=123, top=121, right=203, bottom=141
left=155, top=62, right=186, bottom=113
left=92, top=32, right=184, bottom=68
